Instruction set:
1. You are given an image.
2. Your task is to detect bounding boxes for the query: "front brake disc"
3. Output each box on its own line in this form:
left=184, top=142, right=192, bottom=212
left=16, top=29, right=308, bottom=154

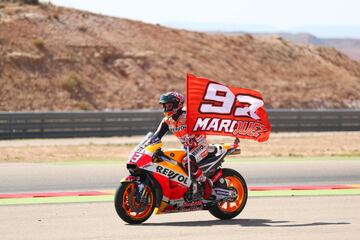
left=128, top=189, right=147, bottom=213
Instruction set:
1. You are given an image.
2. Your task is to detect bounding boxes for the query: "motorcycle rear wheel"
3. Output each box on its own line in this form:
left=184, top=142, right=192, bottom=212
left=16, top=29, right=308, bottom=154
left=114, top=182, right=156, bottom=224
left=208, top=168, right=248, bottom=220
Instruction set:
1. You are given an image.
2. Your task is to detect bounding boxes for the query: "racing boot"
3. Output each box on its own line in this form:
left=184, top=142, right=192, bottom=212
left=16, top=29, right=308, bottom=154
left=194, top=169, right=213, bottom=199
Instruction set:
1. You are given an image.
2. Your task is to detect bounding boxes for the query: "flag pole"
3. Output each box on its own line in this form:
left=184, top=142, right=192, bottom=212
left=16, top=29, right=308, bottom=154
left=234, top=137, right=240, bottom=148
left=186, top=145, right=191, bottom=181
left=185, top=74, right=192, bottom=183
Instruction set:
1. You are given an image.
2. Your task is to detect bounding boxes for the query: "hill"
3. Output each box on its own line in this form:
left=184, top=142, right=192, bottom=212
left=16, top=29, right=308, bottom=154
left=1, top=3, right=360, bottom=111
left=246, top=32, right=360, bottom=62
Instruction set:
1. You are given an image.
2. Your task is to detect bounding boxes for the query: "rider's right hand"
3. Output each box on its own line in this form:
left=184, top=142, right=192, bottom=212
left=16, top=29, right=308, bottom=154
left=149, top=135, right=161, bottom=145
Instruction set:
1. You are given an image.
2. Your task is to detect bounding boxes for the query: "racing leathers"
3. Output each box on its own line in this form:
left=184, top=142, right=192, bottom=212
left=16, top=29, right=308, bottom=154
left=151, top=110, right=213, bottom=199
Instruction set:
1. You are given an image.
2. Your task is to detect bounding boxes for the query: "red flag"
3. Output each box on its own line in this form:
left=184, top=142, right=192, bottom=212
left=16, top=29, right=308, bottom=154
left=186, top=73, right=271, bottom=142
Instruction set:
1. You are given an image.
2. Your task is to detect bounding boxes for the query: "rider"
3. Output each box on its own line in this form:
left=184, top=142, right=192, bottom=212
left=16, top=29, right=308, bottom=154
left=150, top=92, right=213, bottom=199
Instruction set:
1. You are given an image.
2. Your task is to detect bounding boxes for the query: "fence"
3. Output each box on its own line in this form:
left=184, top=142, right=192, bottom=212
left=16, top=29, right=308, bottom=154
left=0, top=109, right=359, bottom=139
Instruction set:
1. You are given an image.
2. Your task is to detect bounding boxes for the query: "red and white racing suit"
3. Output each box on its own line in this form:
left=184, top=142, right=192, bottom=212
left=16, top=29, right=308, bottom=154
left=151, top=110, right=212, bottom=196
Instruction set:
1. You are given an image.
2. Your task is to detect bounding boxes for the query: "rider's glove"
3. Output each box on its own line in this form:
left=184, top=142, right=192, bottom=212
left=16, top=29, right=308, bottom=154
left=149, top=135, right=161, bottom=145
left=184, top=135, right=198, bottom=148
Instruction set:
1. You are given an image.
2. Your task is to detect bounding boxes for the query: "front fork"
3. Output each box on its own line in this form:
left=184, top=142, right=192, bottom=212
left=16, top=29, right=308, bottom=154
left=121, top=175, right=149, bottom=204
left=135, top=178, right=150, bottom=204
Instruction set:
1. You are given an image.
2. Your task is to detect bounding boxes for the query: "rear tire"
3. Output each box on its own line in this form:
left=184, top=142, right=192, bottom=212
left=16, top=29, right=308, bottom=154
left=114, top=182, right=156, bottom=224
left=208, top=168, right=248, bottom=220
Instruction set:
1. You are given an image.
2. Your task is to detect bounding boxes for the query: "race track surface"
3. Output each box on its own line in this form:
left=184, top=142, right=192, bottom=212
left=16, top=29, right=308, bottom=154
left=1, top=158, right=359, bottom=239
left=0, top=196, right=359, bottom=240
left=1, top=160, right=360, bottom=193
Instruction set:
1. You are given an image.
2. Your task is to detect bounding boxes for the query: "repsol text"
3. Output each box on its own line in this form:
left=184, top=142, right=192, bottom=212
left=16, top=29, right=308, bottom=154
left=156, top=165, right=189, bottom=185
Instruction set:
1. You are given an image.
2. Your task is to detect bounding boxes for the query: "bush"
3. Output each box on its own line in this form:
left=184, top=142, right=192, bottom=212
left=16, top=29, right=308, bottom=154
left=22, top=0, right=39, bottom=5
left=62, top=74, right=83, bottom=92
left=33, top=39, right=45, bottom=49
left=52, top=13, right=59, bottom=20
left=39, top=1, right=50, bottom=10
left=74, top=101, right=92, bottom=110
left=78, top=26, right=87, bottom=32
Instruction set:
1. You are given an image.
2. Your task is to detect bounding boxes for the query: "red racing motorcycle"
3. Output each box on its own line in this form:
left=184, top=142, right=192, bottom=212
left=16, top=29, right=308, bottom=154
left=114, top=133, right=248, bottom=224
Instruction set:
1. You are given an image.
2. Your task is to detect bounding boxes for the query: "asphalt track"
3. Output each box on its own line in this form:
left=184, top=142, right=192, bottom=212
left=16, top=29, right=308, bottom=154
left=0, top=196, right=359, bottom=240
left=1, top=159, right=360, bottom=239
left=1, top=159, right=360, bottom=193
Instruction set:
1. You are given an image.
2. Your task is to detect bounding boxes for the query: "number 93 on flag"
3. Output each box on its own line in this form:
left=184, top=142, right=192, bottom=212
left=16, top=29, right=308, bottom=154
left=186, top=74, right=271, bottom=142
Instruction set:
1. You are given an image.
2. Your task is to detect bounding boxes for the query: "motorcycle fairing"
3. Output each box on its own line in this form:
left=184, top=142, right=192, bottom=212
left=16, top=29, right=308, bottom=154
left=162, top=149, right=186, bottom=164
left=127, top=142, right=163, bottom=168
left=144, top=161, right=191, bottom=207
left=159, top=199, right=204, bottom=214
left=143, top=161, right=191, bottom=187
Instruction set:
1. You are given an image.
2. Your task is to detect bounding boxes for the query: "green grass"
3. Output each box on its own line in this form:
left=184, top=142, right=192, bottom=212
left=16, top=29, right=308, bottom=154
left=1, top=189, right=359, bottom=206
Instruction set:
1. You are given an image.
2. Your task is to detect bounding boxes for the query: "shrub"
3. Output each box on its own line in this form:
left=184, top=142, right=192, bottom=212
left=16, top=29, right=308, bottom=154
left=39, top=2, right=50, bottom=10
left=78, top=26, right=87, bottom=32
left=74, top=101, right=92, bottom=110
left=52, top=13, right=59, bottom=20
left=62, top=74, right=82, bottom=92
left=22, top=0, right=39, bottom=5
left=33, top=39, right=45, bottom=49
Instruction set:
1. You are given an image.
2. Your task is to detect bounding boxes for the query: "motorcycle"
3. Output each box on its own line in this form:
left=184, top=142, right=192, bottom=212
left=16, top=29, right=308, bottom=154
left=114, top=133, right=248, bottom=224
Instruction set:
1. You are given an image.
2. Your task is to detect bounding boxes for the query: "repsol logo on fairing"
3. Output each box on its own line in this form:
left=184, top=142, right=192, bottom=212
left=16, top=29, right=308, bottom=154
left=156, top=166, right=189, bottom=185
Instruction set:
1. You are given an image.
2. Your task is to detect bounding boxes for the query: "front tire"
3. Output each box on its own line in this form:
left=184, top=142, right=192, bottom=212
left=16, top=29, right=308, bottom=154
left=209, top=168, right=248, bottom=220
left=114, top=181, right=156, bottom=224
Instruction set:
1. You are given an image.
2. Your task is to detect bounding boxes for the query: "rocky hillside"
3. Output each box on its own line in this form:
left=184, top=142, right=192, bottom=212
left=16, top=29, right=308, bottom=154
left=1, top=3, right=360, bottom=111
left=247, top=32, right=360, bottom=62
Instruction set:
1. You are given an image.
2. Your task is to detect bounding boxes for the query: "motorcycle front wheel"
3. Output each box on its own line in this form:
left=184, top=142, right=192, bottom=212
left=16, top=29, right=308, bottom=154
left=114, top=181, right=156, bottom=224
left=208, top=168, right=248, bottom=220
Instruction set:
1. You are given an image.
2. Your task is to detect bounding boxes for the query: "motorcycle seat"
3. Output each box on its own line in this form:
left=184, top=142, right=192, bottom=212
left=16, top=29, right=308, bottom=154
left=198, top=144, right=226, bottom=167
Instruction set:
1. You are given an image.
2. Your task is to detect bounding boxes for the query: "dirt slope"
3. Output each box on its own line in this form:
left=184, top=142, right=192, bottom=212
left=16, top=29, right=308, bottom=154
left=244, top=32, right=360, bottom=62
left=1, top=3, right=360, bottom=111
